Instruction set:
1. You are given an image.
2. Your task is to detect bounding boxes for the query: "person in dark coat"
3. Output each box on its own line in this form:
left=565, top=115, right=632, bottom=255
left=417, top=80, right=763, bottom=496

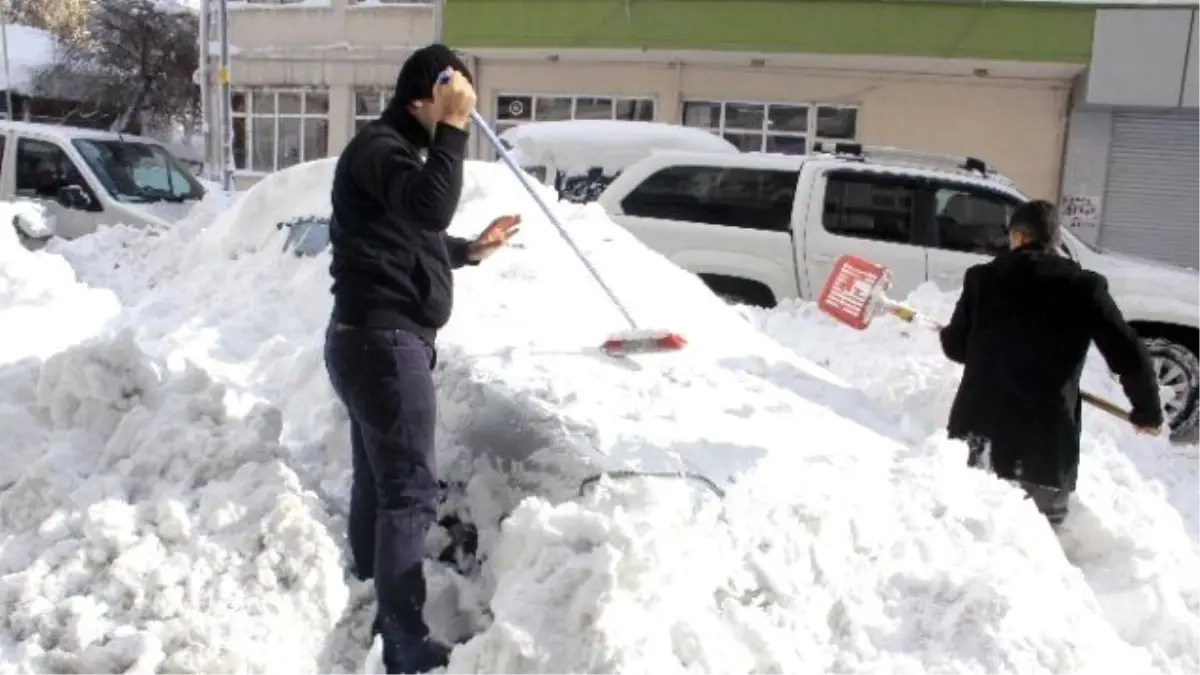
left=939, top=199, right=1163, bottom=528
left=323, top=44, right=520, bottom=674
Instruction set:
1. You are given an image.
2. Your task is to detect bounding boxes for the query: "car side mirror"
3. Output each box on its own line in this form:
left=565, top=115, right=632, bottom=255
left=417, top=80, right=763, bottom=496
left=57, top=184, right=92, bottom=210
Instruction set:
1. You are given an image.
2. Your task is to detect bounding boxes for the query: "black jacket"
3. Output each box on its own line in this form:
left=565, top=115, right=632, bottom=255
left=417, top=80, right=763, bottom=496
left=940, top=246, right=1163, bottom=491
left=328, top=107, right=476, bottom=345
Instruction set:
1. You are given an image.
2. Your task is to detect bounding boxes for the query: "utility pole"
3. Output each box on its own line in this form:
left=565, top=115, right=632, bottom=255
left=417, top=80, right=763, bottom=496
left=1, top=3, right=14, bottom=121
left=198, top=0, right=210, bottom=177
left=216, top=0, right=233, bottom=192
left=432, top=0, right=444, bottom=42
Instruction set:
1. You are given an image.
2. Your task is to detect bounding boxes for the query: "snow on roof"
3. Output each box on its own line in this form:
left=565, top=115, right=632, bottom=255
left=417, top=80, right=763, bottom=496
left=500, top=120, right=739, bottom=173
left=0, top=24, right=59, bottom=94
left=0, top=157, right=1196, bottom=671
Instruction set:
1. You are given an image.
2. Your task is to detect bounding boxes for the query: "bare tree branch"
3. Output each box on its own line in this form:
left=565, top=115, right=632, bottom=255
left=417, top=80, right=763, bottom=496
left=28, top=0, right=200, bottom=134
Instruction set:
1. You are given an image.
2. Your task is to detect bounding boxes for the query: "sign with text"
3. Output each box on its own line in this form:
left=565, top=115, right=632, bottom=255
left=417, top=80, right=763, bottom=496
left=1061, top=195, right=1101, bottom=231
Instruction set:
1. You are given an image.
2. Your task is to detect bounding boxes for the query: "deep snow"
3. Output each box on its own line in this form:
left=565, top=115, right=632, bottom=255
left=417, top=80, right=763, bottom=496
left=0, top=159, right=1196, bottom=674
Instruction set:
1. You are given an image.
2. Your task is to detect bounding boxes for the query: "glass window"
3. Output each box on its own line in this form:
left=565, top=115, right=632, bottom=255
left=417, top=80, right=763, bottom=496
left=723, top=102, right=765, bottom=130
left=823, top=171, right=918, bottom=244
left=620, top=165, right=798, bottom=232
left=681, top=100, right=859, bottom=156
left=251, top=116, right=275, bottom=172
left=765, top=135, right=806, bottom=155
left=574, top=97, right=613, bottom=119
left=615, top=99, right=654, bottom=121
left=682, top=101, right=721, bottom=128
left=816, top=106, right=857, bottom=140
left=534, top=96, right=573, bottom=121
left=491, top=93, right=657, bottom=158
left=497, top=95, right=533, bottom=122
left=15, top=138, right=89, bottom=200
left=231, top=88, right=330, bottom=173
left=767, top=104, right=808, bottom=134
left=931, top=185, right=1017, bottom=256
left=353, top=87, right=392, bottom=133
left=72, top=139, right=206, bottom=202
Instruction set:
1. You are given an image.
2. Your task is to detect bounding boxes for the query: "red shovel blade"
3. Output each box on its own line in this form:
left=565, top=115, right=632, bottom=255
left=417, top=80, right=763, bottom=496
left=815, top=254, right=891, bottom=330
left=601, top=330, right=687, bottom=356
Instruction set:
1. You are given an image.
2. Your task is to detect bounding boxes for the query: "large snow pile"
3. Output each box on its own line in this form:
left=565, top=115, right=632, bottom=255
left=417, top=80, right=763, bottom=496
left=0, top=157, right=1196, bottom=674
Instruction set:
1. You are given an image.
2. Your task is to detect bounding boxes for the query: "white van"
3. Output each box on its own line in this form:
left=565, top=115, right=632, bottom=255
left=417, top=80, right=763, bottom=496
left=598, top=142, right=1200, bottom=439
left=0, top=120, right=207, bottom=242
left=498, top=120, right=739, bottom=203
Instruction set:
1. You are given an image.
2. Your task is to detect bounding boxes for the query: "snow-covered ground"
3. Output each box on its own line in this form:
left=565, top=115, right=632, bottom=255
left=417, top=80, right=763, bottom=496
left=0, top=159, right=1196, bottom=674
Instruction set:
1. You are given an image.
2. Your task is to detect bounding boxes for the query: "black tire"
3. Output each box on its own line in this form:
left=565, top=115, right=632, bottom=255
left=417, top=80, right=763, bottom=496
left=1143, top=337, right=1199, bottom=441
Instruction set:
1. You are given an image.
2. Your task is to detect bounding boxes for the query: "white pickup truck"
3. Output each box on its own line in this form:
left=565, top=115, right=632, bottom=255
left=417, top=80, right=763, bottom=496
left=597, top=142, right=1200, bottom=440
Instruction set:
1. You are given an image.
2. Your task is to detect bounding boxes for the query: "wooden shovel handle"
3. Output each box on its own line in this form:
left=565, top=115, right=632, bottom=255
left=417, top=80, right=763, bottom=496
left=1080, top=391, right=1130, bottom=421
left=889, top=304, right=1132, bottom=422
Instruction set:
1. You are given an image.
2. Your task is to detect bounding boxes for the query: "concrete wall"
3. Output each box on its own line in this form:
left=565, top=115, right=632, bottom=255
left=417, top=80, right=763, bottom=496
left=1057, top=110, right=1113, bottom=246
left=474, top=58, right=1071, bottom=198
left=1085, top=7, right=1197, bottom=108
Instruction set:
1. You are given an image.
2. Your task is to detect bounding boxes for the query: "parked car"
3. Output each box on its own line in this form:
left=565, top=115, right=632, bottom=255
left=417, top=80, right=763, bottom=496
left=0, top=120, right=207, bottom=242
left=499, top=119, right=739, bottom=204
left=597, top=142, right=1200, bottom=440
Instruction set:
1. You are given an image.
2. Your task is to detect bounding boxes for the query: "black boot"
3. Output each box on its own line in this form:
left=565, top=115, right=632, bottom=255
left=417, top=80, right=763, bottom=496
left=382, top=633, right=451, bottom=674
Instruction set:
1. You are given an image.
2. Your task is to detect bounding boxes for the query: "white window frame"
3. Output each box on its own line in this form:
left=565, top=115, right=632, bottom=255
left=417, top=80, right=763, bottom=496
left=492, top=92, right=657, bottom=130
left=680, top=99, right=859, bottom=154
left=352, top=86, right=393, bottom=133
left=231, top=87, right=330, bottom=174
left=491, top=93, right=657, bottom=159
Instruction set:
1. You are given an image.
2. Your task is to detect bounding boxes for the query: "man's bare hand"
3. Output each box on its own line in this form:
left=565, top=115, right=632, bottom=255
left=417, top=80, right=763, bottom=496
left=433, top=68, right=476, bottom=129
left=467, top=214, right=521, bottom=262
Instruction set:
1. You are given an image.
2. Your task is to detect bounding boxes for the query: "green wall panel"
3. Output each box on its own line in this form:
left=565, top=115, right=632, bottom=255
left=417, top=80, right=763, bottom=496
left=443, top=0, right=1095, bottom=63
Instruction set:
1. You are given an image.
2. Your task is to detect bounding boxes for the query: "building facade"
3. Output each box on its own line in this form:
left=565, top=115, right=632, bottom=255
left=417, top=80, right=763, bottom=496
left=204, top=0, right=1162, bottom=218
left=1059, top=6, right=1199, bottom=268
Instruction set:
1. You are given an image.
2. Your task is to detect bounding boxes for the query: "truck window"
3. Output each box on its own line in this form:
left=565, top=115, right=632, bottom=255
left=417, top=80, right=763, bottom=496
left=823, top=171, right=919, bottom=244
left=929, top=184, right=1017, bottom=256
left=15, top=138, right=93, bottom=204
left=620, top=165, right=798, bottom=232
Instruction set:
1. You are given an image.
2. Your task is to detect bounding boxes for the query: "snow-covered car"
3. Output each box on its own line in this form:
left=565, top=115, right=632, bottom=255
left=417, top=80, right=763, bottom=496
left=0, top=120, right=207, bottom=242
left=597, top=142, right=1200, bottom=440
left=499, top=119, right=739, bottom=204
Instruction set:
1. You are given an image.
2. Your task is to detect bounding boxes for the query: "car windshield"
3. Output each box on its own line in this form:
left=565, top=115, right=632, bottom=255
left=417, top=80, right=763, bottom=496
left=72, top=138, right=205, bottom=204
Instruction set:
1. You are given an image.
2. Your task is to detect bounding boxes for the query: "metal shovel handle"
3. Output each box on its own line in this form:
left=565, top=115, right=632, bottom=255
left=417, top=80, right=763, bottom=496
left=437, top=72, right=639, bottom=331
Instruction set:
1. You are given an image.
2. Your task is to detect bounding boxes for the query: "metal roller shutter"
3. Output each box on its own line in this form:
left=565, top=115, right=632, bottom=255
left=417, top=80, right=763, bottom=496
left=1100, top=110, right=1199, bottom=269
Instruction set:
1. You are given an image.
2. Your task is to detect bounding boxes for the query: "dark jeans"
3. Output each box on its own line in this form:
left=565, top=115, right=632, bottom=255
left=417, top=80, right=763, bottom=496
left=324, top=322, right=440, bottom=641
left=967, top=437, right=1071, bottom=527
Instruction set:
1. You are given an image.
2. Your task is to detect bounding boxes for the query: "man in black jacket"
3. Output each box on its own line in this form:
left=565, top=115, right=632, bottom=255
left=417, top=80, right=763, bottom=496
left=323, top=44, right=518, bottom=674
left=940, top=199, right=1163, bottom=529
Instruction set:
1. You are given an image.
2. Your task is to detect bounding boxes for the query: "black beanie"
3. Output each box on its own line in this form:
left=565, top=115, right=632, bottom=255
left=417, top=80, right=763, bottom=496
left=392, top=43, right=473, bottom=107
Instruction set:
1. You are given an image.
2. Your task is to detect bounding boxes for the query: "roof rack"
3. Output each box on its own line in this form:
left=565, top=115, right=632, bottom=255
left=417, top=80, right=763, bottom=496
left=810, top=141, right=1012, bottom=185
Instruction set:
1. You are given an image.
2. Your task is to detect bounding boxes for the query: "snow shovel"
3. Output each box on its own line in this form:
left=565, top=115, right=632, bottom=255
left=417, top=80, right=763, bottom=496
left=437, top=75, right=713, bottom=497
left=816, top=254, right=1131, bottom=422
left=439, top=74, right=688, bottom=358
